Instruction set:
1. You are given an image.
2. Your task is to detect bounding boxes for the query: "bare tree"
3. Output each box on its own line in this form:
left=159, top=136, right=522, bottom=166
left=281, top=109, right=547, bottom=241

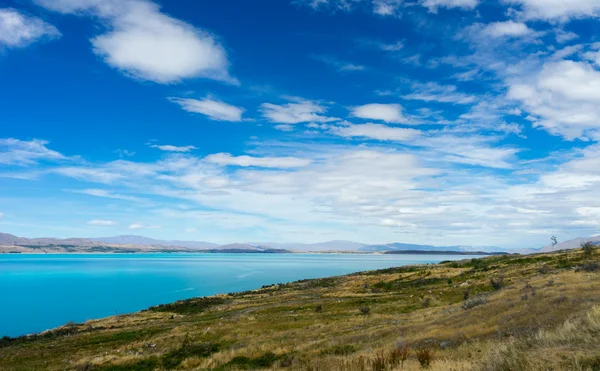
left=551, top=236, right=558, bottom=247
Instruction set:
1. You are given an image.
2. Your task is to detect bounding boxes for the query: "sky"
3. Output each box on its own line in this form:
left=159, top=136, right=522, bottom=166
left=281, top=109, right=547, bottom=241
left=1, top=0, right=600, bottom=249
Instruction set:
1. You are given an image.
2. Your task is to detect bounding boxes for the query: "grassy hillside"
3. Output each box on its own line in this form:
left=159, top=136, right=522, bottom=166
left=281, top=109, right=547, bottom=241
left=1, top=248, right=599, bottom=371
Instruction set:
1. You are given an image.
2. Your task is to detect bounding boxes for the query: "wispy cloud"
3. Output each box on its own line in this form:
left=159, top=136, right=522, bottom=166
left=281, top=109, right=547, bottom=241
left=169, top=97, right=245, bottom=122
left=260, top=97, right=339, bottom=124
left=311, top=54, right=366, bottom=72
left=88, top=220, right=117, bottom=226
left=0, top=139, right=68, bottom=166
left=0, top=8, right=60, bottom=48
left=149, top=144, right=197, bottom=152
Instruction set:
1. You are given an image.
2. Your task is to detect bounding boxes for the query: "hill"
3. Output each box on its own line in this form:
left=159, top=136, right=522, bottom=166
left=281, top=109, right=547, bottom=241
left=538, top=235, right=600, bottom=253
left=1, top=248, right=599, bottom=370
left=91, top=235, right=219, bottom=250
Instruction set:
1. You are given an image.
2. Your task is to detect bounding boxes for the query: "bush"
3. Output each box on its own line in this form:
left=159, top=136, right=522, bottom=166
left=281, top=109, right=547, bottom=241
left=582, top=242, right=596, bottom=258
left=371, top=351, right=386, bottom=371
left=389, top=344, right=410, bottom=368
left=537, top=265, right=551, bottom=274
left=577, top=262, right=600, bottom=272
left=321, top=344, right=357, bottom=356
left=315, top=305, right=323, bottom=313
left=162, top=343, right=219, bottom=369
left=421, top=297, right=432, bottom=308
left=225, top=352, right=281, bottom=369
left=415, top=348, right=434, bottom=368
left=148, top=297, right=226, bottom=315
left=359, top=306, right=371, bottom=316
left=490, top=276, right=505, bottom=291
left=462, top=296, right=487, bottom=310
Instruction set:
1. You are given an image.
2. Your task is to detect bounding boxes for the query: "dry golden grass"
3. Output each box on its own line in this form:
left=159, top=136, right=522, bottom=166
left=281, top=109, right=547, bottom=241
left=1, top=248, right=599, bottom=370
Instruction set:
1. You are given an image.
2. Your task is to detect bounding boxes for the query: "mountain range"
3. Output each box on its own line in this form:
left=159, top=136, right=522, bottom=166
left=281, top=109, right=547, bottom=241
left=2, top=232, right=598, bottom=254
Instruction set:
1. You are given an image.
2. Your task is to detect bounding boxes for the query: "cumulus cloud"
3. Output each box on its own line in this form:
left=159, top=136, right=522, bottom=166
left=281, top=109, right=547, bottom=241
left=0, top=8, right=60, bottom=48
left=332, top=123, right=421, bottom=141
left=503, top=0, right=600, bottom=21
left=88, top=220, right=117, bottom=226
left=170, top=97, right=244, bottom=122
left=149, top=144, right=197, bottom=152
left=350, top=104, right=407, bottom=124
left=481, top=21, right=534, bottom=38
left=508, top=60, right=600, bottom=139
left=204, top=153, right=313, bottom=168
left=35, top=0, right=233, bottom=84
left=260, top=98, right=339, bottom=124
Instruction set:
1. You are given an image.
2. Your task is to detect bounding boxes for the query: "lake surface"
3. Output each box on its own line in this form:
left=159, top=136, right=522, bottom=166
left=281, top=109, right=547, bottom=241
left=0, top=253, right=482, bottom=337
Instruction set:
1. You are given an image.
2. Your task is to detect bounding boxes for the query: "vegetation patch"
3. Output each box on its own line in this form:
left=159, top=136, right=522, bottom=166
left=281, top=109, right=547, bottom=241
left=161, top=342, right=220, bottom=369
left=147, top=296, right=226, bottom=315
left=321, top=344, right=357, bottom=356
left=219, top=352, right=282, bottom=370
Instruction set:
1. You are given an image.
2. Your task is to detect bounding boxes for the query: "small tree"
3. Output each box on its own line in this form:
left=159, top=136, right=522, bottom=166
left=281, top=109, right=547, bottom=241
left=582, top=242, right=596, bottom=258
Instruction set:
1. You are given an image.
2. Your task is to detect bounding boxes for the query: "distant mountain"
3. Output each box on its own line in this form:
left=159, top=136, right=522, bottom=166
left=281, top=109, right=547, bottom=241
left=537, top=236, right=600, bottom=253
left=360, top=243, right=503, bottom=253
left=91, top=235, right=219, bottom=249
left=1, top=232, right=506, bottom=254
left=257, top=240, right=367, bottom=252
left=0, top=233, right=96, bottom=247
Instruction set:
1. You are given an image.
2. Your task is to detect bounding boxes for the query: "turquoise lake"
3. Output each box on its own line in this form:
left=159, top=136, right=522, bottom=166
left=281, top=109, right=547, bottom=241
left=0, top=253, right=483, bottom=337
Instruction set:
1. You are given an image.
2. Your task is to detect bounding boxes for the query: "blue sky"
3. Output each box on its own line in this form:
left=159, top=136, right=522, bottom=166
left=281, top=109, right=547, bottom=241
left=1, top=0, right=600, bottom=249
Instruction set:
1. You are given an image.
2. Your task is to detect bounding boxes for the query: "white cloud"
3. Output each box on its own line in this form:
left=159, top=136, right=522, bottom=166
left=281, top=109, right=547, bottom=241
left=311, top=55, right=366, bottom=72
left=380, top=41, right=404, bottom=51
left=402, top=82, right=477, bottom=104
left=0, top=138, right=67, bottom=166
left=184, top=227, right=197, bottom=233
left=128, top=223, right=161, bottom=230
left=0, top=8, right=60, bottom=48
left=332, top=123, right=421, bottom=141
left=481, top=21, right=533, bottom=38
left=70, top=188, right=144, bottom=202
left=503, top=0, right=600, bottom=21
left=88, top=220, right=117, bottom=226
left=350, top=103, right=407, bottom=124
left=0, top=212, right=4, bottom=219
left=170, top=97, right=244, bottom=122
left=260, top=98, right=339, bottom=124
left=421, top=0, right=479, bottom=11
left=299, top=0, right=479, bottom=13
left=555, top=29, right=578, bottom=43
left=204, top=153, right=313, bottom=168
left=150, top=144, right=197, bottom=152
left=36, top=0, right=233, bottom=84
left=508, top=60, right=600, bottom=139
left=414, top=134, right=520, bottom=168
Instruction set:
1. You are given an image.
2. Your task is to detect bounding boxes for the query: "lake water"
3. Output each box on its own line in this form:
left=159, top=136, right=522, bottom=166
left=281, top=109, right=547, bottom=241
left=0, top=253, right=482, bottom=337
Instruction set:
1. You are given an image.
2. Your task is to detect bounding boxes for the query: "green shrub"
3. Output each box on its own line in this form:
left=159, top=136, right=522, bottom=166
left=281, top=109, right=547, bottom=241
left=148, top=297, right=226, bottom=315
left=582, top=242, right=596, bottom=259
left=321, top=344, right=357, bottom=356
left=162, top=343, right=219, bottom=369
